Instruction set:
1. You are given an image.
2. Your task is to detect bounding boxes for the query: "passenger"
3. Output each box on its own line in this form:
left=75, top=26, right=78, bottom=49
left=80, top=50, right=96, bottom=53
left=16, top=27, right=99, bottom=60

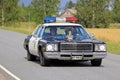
left=65, top=27, right=73, bottom=40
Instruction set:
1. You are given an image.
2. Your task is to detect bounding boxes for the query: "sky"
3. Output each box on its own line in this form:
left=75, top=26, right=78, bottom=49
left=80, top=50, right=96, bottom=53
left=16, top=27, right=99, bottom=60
left=19, top=0, right=32, bottom=6
left=19, top=0, right=77, bottom=8
left=60, top=0, right=76, bottom=9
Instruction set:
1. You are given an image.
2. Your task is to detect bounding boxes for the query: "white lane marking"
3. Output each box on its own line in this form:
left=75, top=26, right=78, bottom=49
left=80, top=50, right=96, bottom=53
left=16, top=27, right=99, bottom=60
left=0, top=64, right=21, bottom=80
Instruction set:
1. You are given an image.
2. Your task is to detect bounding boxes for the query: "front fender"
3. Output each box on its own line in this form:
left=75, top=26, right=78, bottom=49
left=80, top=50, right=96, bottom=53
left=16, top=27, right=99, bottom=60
left=23, top=35, right=32, bottom=50
left=38, top=40, right=47, bottom=53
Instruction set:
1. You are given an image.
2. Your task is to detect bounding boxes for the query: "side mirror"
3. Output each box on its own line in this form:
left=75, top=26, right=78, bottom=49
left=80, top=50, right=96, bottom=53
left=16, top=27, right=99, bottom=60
left=89, top=33, right=94, bottom=39
left=26, top=35, right=32, bottom=39
left=33, top=35, right=38, bottom=38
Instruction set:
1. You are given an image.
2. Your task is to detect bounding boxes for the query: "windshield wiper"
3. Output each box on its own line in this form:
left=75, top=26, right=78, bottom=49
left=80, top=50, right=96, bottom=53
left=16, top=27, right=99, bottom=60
left=44, top=36, right=55, bottom=39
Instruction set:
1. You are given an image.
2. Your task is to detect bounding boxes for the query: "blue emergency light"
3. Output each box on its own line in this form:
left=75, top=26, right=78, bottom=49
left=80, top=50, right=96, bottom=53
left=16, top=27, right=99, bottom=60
left=44, top=17, right=56, bottom=23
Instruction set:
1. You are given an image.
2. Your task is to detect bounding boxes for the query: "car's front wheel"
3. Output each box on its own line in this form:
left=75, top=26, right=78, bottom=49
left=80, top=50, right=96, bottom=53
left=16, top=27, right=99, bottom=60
left=39, top=53, right=50, bottom=66
left=27, top=50, right=36, bottom=61
left=91, top=59, right=102, bottom=66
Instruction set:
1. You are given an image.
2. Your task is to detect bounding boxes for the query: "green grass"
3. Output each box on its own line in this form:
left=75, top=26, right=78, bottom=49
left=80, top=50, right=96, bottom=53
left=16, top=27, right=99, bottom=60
left=109, top=23, right=120, bottom=29
left=1, top=22, right=36, bottom=34
left=3, top=27, right=32, bottom=34
left=107, top=42, right=120, bottom=55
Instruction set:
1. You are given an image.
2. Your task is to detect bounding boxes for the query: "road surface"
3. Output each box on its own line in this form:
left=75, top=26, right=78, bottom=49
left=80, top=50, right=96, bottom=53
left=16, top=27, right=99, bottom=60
left=0, top=30, right=120, bottom=80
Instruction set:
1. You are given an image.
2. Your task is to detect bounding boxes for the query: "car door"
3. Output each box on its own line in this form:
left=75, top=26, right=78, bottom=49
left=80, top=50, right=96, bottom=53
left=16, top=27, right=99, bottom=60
left=29, top=25, right=42, bottom=56
left=32, top=27, right=43, bottom=56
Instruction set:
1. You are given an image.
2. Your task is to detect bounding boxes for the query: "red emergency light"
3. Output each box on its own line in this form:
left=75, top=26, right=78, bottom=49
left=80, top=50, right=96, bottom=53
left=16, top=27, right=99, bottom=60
left=66, top=17, right=77, bottom=23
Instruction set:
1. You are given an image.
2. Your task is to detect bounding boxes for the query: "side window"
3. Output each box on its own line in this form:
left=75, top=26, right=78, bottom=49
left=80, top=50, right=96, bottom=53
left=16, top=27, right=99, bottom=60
left=36, top=26, right=41, bottom=35
left=32, top=25, right=40, bottom=36
left=79, top=27, right=89, bottom=37
left=79, top=28, right=84, bottom=35
left=38, top=26, right=43, bottom=37
left=80, top=28, right=86, bottom=35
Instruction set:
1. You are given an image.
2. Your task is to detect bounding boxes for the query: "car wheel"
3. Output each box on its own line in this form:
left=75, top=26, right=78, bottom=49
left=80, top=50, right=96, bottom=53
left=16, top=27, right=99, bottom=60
left=27, top=50, right=36, bottom=61
left=91, top=59, right=102, bottom=66
left=39, top=53, right=49, bottom=66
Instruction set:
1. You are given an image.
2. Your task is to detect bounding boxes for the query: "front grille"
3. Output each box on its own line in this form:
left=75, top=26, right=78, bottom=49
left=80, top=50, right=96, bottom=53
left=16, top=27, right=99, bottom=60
left=60, top=43, right=93, bottom=52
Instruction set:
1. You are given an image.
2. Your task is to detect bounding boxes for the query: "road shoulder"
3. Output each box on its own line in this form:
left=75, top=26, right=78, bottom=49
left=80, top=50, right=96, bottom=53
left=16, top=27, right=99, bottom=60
left=0, top=66, right=15, bottom=80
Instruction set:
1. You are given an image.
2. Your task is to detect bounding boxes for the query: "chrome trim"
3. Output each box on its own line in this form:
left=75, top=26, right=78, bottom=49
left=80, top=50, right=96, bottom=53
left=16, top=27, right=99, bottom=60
left=43, top=52, right=107, bottom=60
left=60, top=42, right=93, bottom=52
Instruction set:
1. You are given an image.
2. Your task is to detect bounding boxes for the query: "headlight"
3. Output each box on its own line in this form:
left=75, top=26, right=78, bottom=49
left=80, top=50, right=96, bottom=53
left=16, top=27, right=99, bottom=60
left=46, top=44, right=58, bottom=51
left=95, top=44, right=106, bottom=51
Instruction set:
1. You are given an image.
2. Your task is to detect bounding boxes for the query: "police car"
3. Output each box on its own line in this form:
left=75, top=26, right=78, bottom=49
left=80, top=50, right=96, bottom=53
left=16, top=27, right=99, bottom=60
left=23, top=17, right=107, bottom=66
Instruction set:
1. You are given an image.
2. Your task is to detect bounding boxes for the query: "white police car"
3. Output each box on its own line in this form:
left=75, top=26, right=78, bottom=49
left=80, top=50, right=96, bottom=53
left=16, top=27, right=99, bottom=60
left=24, top=17, right=107, bottom=66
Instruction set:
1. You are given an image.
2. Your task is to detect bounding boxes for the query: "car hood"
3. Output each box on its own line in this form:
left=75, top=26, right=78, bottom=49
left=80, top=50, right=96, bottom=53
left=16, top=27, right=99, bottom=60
left=43, top=38, right=105, bottom=44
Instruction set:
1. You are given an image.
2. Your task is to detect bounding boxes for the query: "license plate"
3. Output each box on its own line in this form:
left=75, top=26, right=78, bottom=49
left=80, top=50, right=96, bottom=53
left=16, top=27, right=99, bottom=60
left=72, top=56, right=83, bottom=60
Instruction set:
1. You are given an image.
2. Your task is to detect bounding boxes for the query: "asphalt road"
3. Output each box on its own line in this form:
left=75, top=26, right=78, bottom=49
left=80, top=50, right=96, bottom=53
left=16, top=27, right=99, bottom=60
left=0, top=30, right=120, bottom=80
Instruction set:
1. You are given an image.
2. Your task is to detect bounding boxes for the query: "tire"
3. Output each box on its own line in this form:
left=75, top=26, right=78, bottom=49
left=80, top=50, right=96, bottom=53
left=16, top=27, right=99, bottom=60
left=27, top=50, right=36, bottom=61
left=39, top=53, right=50, bottom=66
left=91, top=59, right=102, bottom=66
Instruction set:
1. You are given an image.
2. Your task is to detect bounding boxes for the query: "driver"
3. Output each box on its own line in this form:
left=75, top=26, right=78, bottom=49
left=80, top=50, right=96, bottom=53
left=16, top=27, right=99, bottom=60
left=50, top=27, right=57, bottom=36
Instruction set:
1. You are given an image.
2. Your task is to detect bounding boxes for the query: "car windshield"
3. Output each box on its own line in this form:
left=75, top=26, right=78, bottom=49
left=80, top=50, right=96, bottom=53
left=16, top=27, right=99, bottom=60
left=42, top=26, right=90, bottom=40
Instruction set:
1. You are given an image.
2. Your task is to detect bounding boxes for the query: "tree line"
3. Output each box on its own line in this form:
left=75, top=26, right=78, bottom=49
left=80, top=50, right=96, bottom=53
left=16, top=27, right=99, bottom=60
left=0, top=0, right=60, bottom=27
left=0, top=0, right=120, bottom=28
left=66, top=0, right=120, bottom=28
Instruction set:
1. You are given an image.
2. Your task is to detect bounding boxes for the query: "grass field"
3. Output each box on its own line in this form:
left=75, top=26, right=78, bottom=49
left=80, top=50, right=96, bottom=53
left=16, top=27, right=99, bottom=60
left=86, top=28, right=120, bottom=44
left=109, top=23, right=120, bottom=28
left=1, top=22, right=120, bottom=54
left=86, top=29, right=120, bottom=54
left=1, top=22, right=36, bottom=34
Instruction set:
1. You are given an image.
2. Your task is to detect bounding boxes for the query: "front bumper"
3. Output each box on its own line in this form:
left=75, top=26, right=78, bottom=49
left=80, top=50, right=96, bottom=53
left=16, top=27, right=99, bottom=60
left=43, top=51, right=107, bottom=60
